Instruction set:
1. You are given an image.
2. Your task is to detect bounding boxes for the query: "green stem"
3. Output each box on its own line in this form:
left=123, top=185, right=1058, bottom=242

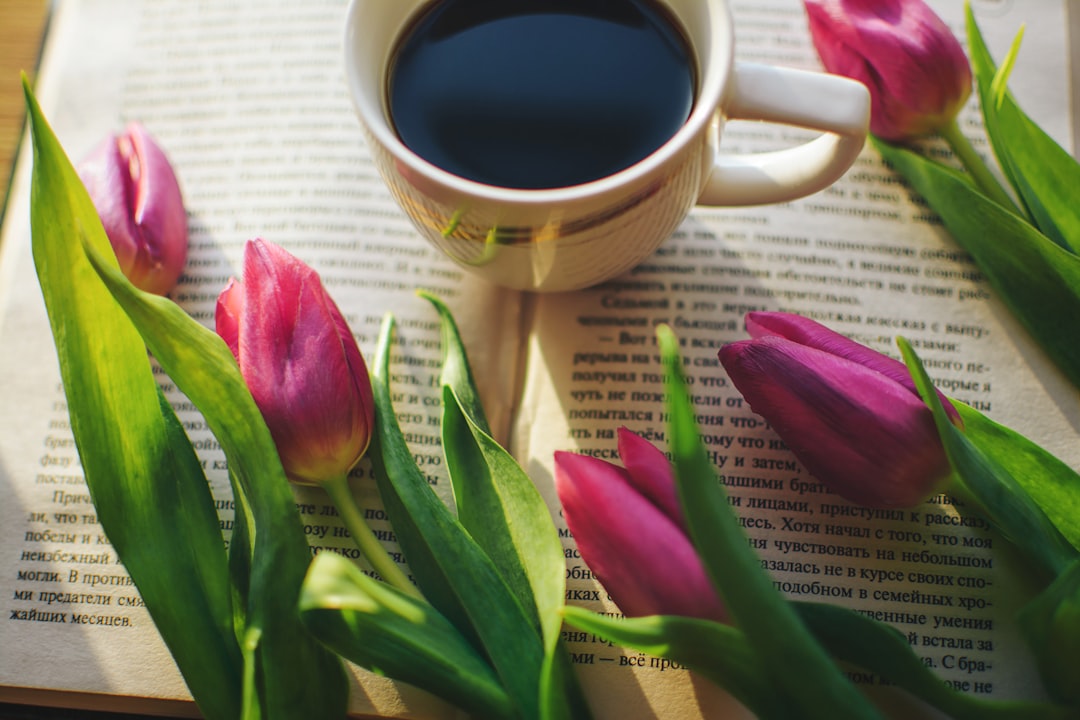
left=240, top=627, right=262, bottom=720
left=939, top=119, right=1020, bottom=213
left=323, top=474, right=423, bottom=599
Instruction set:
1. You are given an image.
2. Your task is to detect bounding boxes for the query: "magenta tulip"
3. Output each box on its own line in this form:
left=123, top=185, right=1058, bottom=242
left=216, top=239, right=374, bottom=485
left=803, top=0, right=971, bottom=141
left=555, top=427, right=725, bottom=622
left=718, top=312, right=957, bottom=508
left=77, top=122, right=188, bottom=295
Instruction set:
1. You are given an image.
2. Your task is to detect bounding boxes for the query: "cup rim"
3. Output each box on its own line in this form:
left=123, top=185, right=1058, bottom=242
left=343, top=0, right=733, bottom=206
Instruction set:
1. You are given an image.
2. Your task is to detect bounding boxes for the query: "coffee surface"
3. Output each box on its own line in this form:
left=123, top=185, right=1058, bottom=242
left=388, top=0, right=695, bottom=189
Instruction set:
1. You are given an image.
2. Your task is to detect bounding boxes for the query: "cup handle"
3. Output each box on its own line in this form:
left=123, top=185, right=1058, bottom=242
left=699, top=62, right=870, bottom=206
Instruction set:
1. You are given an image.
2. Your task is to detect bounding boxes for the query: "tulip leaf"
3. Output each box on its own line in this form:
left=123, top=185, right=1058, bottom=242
left=83, top=242, right=349, bottom=719
left=657, top=325, right=881, bottom=719
left=565, top=602, right=1067, bottom=720
left=435, top=397, right=590, bottom=720
left=23, top=81, right=243, bottom=720
left=793, top=602, right=1067, bottom=720
left=424, top=292, right=561, bottom=631
left=1016, top=559, right=1080, bottom=706
left=897, top=337, right=1077, bottom=580
left=874, top=137, right=1080, bottom=392
left=418, top=293, right=589, bottom=720
left=298, top=552, right=516, bottom=719
left=955, top=402, right=1080, bottom=553
left=965, top=6, right=1080, bottom=252
left=369, top=313, right=546, bottom=720
left=561, top=606, right=788, bottom=720
left=419, top=290, right=491, bottom=435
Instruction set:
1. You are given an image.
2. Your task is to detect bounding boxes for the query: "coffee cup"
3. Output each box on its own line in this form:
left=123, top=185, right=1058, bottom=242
left=344, top=0, right=870, bottom=292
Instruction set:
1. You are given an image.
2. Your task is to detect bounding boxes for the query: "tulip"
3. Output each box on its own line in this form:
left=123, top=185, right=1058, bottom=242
left=77, top=122, right=188, bottom=295
left=803, top=0, right=971, bottom=141
left=216, top=239, right=420, bottom=596
left=215, top=238, right=374, bottom=485
left=554, top=427, right=726, bottom=622
left=718, top=312, right=957, bottom=509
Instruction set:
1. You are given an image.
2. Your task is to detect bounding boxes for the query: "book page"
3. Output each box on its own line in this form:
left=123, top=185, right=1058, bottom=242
left=0, top=0, right=521, bottom=716
left=514, top=0, right=1080, bottom=717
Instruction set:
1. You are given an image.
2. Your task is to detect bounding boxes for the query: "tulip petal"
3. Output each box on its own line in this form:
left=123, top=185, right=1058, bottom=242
left=215, top=278, right=243, bottom=358
left=78, top=135, right=141, bottom=274
left=745, top=311, right=959, bottom=423
left=329, top=297, right=375, bottom=457
left=719, top=336, right=949, bottom=508
left=125, top=123, right=188, bottom=285
left=554, top=451, right=725, bottom=622
left=616, top=427, right=684, bottom=530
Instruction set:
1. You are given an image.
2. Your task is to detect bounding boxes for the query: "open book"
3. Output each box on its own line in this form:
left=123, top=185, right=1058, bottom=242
left=1, top=0, right=1078, bottom=717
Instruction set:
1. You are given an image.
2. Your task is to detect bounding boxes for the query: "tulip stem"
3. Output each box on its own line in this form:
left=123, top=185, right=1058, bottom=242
left=939, top=119, right=1021, bottom=214
left=323, top=474, right=423, bottom=599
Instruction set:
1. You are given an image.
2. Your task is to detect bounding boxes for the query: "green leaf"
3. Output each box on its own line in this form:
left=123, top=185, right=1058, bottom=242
left=419, top=290, right=492, bottom=436
left=874, top=137, right=1080, bottom=392
left=54, top=207, right=346, bottom=720
left=369, top=313, right=546, bottom=719
left=420, top=293, right=590, bottom=720
left=565, top=600, right=1067, bottom=720
left=657, top=325, right=881, bottom=720
left=23, top=79, right=243, bottom=720
left=439, top=393, right=577, bottom=714
left=561, top=607, right=787, bottom=720
left=956, top=403, right=1080, bottom=553
left=83, top=240, right=349, bottom=719
left=898, top=337, right=1077, bottom=579
left=425, top=295, right=558, bottom=627
left=299, top=553, right=515, bottom=719
left=422, top=296, right=558, bottom=621
left=27, top=78, right=346, bottom=719
left=794, top=603, right=1067, bottom=719
left=1017, top=559, right=1080, bottom=705
left=227, top=468, right=256, bottom=645
left=966, top=6, right=1080, bottom=252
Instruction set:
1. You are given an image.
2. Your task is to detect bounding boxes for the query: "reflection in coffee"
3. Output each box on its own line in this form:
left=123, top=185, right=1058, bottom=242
left=388, top=0, right=696, bottom=190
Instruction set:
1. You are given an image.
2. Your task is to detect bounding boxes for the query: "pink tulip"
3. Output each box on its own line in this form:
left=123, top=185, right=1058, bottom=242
left=77, top=122, right=188, bottom=295
left=718, top=312, right=957, bottom=508
left=803, top=0, right=971, bottom=141
left=216, top=239, right=374, bottom=485
left=555, top=427, right=726, bottom=622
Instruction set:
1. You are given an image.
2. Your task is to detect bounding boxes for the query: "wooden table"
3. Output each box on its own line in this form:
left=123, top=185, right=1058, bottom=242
left=0, top=0, right=49, bottom=210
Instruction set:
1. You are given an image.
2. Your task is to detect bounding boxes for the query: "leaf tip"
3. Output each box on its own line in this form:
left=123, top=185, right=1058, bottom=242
left=21, top=73, right=46, bottom=136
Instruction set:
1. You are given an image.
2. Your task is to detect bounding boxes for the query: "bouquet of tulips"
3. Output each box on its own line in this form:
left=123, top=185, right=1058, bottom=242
left=803, top=0, right=1080, bottom=392
left=18, top=0, right=1080, bottom=717
left=22, top=71, right=604, bottom=718
left=558, top=310, right=1080, bottom=719
left=551, top=2, right=1080, bottom=716
left=800, top=0, right=1080, bottom=708
left=550, top=1, right=1080, bottom=716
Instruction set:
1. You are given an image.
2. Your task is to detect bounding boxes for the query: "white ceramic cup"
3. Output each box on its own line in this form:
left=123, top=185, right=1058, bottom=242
left=344, top=0, right=870, bottom=292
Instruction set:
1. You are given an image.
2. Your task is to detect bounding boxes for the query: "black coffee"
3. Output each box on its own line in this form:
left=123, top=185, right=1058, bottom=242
left=388, top=0, right=695, bottom=189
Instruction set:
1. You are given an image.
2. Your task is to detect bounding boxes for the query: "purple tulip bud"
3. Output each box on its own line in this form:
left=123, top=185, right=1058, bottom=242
left=719, top=312, right=957, bottom=508
left=803, top=0, right=972, bottom=141
left=216, top=239, right=374, bottom=485
left=77, top=122, right=188, bottom=295
left=555, top=427, right=726, bottom=622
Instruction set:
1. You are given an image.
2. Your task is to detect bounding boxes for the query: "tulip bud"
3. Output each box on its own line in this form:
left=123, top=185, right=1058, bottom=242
left=803, top=0, right=971, bottom=141
left=718, top=312, right=956, bottom=508
left=555, top=428, right=725, bottom=622
left=216, top=239, right=374, bottom=485
left=77, top=122, right=188, bottom=295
